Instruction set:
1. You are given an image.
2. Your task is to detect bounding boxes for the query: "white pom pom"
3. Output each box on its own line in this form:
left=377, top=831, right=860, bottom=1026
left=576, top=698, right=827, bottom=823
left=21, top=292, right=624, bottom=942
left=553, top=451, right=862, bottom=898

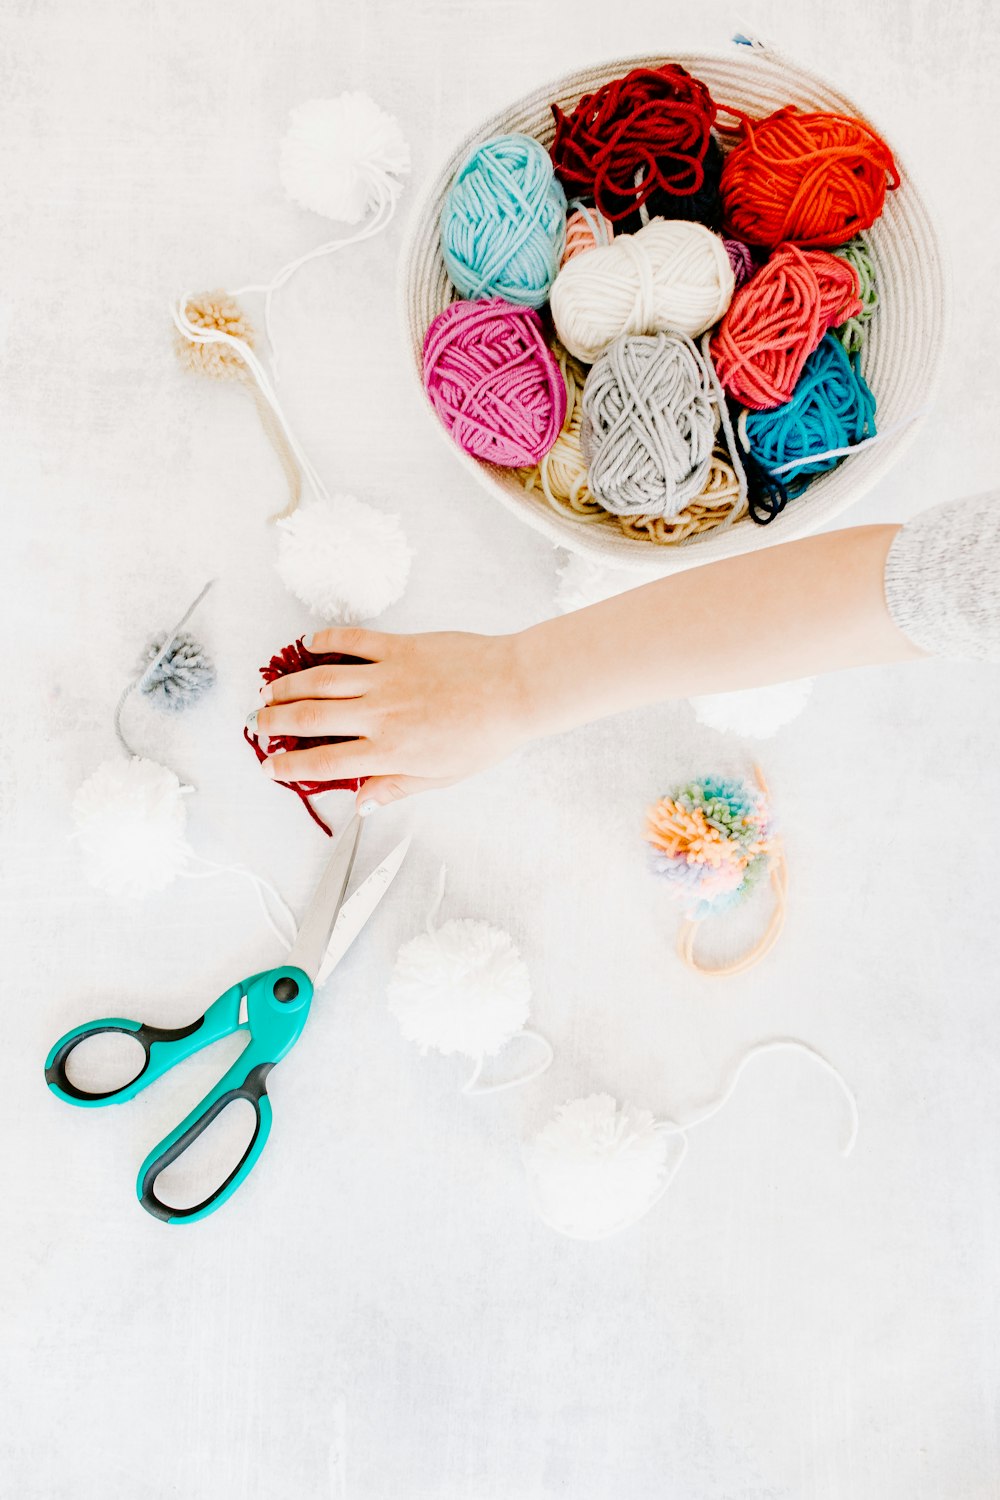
left=275, top=495, right=412, bottom=624
left=72, top=757, right=191, bottom=899
left=555, top=550, right=640, bottom=614
left=279, top=93, right=410, bottom=223
left=689, top=677, right=815, bottom=739
left=388, top=918, right=532, bottom=1059
left=525, top=1095, right=678, bottom=1239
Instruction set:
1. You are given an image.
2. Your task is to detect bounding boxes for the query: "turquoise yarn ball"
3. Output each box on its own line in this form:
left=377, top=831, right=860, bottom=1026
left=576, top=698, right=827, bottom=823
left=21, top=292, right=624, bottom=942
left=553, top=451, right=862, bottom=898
left=742, top=334, right=877, bottom=497
left=441, top=133, right=567, bottom=308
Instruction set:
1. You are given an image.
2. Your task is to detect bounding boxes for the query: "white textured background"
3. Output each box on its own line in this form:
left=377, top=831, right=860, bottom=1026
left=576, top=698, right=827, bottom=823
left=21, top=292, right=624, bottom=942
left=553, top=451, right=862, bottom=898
left=3, top=2, right=1000, bottom=1497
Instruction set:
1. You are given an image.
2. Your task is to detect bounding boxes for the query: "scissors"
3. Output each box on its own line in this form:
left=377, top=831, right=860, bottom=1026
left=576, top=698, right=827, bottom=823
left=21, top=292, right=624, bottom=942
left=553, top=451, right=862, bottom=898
left=44, top=817, right=408, bottom=1225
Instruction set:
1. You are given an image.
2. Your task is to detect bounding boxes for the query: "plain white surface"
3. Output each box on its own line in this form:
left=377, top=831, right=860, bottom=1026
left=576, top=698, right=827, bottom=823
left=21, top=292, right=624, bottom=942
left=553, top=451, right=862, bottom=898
left=3, top=3, right=1000, bottom=1497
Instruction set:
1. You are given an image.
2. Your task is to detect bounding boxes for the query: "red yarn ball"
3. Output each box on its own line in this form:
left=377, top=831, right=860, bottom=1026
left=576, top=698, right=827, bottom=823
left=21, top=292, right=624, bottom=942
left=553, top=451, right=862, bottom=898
left=245, top=637, right=368, bottom=836
left=711, top=243, right=862, bottom=409
left=719, top=105, right=899, bottom=248
left=422, top=298, right=566, bottom=467
left=550, top=64, right=719, bottom=226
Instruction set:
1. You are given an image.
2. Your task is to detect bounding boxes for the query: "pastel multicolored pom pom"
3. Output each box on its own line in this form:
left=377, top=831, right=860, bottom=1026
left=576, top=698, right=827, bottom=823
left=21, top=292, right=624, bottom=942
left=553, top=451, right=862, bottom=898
left=645, top=774, right=773, bottom=917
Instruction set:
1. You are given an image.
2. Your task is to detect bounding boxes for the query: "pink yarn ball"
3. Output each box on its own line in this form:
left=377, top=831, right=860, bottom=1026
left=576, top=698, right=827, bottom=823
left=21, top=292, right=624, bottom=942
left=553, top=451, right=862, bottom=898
left=422, top=297, right=566, bottom=467
left=723, top=237, right=755, bottom=289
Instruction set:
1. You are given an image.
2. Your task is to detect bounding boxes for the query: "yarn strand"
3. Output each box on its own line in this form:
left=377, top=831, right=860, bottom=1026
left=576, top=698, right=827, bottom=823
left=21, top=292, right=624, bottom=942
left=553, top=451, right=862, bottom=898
left=461, top=1029, right=555, bottom=1096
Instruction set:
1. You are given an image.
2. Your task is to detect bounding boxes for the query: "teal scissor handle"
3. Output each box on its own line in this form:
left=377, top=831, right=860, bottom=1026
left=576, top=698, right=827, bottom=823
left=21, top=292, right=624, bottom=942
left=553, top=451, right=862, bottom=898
left=44, top=964, right=314, bottom=1224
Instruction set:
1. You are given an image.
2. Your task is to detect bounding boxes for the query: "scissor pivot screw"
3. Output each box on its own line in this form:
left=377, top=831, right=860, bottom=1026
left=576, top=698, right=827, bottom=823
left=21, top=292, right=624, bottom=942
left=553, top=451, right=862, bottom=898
left=273, top=977, right=299, bottom=1003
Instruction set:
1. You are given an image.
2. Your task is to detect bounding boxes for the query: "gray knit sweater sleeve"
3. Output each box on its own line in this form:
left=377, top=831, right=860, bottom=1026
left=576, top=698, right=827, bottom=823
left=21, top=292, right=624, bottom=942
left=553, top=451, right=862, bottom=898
left=883, top=491, right=1000, bottom=661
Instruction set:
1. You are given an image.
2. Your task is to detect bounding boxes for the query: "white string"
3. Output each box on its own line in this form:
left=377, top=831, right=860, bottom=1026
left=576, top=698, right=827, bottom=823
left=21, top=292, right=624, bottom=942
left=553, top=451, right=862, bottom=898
left=702, top=332, right=749, bottom=509
left=738, top=405, right=933, bottom=477
left=183, top=854, right=298, bottom=951
left=426, top=864, right=448, bottom=934
left=461, top=1029, right=555, bottom=1097
left=113, top=578, right=216, bottom=768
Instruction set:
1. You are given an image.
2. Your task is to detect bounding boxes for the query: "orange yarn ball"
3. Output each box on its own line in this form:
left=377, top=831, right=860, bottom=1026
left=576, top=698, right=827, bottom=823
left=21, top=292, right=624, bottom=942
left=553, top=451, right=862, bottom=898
left=560, top=206, right=615, bottom=265
left=719, top=106, right=899, bottom=249
left=711, top=243, right=862, bottom=409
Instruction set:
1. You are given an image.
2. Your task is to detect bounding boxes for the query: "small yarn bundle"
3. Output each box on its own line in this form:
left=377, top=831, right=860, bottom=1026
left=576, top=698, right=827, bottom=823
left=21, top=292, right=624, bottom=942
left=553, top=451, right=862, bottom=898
left=832, top=236, right=878, bottom=354
left=645, top=770, right=786, bottom=975
left=279, top=93, right=410, bottom=223
left=711, top=243, right=861, bottom=409
left=740, top=334, right=877, bottom=497
left=441, top=133, right=567, bottom=307
left=274, top=495, right=412, bottom=624
left=245, top=636, right=368, bottom=835
left=136, top=631, right=215, bottom=712
left=550, top=218, right=735, bottom=362
left=520, top=343, right=748, bottom=543
left=73, top=757, right=192, bottom=900
left=551, top=64, right=721, bottom=228
left=387, top=872, right=553, bottom=1095
left=719, top=104, right=899, bottom=248
left=560, top=203, right=614, bottom=265
left=422, top=298, right=566, bottom=466
left=581, top=332, right=720, bottom=518
left=723, top=237, right=755, bottom=288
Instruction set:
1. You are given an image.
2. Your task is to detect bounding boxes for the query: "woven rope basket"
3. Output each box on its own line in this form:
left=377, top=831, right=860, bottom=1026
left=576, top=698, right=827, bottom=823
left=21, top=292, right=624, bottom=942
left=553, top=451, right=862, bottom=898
left=398, top=49, right=946, bottom=574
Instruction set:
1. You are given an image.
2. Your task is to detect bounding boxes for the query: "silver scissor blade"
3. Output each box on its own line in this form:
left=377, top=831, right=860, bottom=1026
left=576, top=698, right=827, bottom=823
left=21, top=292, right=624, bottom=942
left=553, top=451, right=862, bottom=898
left=317, top=835, right=411, bottom=986
left=285, top=816, right=363, bottom=981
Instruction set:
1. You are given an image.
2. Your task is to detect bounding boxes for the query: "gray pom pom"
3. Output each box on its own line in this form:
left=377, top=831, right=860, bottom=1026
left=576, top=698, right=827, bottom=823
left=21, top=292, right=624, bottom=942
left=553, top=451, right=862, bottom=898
left=138, top=631, right=215, bottom=712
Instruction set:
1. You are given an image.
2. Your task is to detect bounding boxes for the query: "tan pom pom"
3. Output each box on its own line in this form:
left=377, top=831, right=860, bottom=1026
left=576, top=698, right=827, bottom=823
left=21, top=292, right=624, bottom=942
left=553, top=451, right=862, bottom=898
left=174, top=290, right=254, bottom=381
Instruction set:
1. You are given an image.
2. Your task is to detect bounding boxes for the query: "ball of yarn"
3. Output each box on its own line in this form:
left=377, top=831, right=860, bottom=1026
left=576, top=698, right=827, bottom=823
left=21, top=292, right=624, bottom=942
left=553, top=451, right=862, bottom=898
left=137, top=631, right=215, bottom=712
left=581, top=332, right=718, bottom=518
left=525, top=1094, right=675, bottom=1239
left=279, top=93, right=410, bottom=222
left=551, top=218, right=735, bottom=362
left=275, top=495, right=412, bottom=624
left=551, top=64, right=720, bottom=229
left=689, top=678, right=815, bottom=739
left=723, top=237, right=755, bottom=288
left=387, top=919, right=532, bottom=1059
left=423, top=298, right=566, bottom=467
left=560, top=204, right=614, bottom=265
left=174, top=291, right=253, bottom=381
left=711, top=244, right=861, bottom=410
left=740, top=333, right=877, bottom=496
left=645, top=775, right=774, bottom=918
left=440, top=133, right=566, bottom=307
left=832, top=236, right=878, bottom=355
left=720, top=105, right=899, bottom=248
left=72, top=757, right=191, bottom=899
left=246, top=636, right=368, bottom=835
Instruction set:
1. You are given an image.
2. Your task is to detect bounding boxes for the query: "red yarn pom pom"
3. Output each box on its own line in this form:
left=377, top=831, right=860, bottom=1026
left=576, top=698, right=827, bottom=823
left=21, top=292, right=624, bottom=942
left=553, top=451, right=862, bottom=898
left=719, top=105, right=899, bottom=248
left=550, top=64, right=719, bottom=226
left=245, top=637, right=369, bottom=836
left=711, top=243, right=862, bottom=409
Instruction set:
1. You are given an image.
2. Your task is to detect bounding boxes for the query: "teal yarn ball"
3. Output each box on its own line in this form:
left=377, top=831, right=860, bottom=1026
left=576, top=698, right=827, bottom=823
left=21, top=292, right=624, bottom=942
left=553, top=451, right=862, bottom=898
left=441, top=133, right=567, bottom=308
left=742, top=334, right=877, bottom=497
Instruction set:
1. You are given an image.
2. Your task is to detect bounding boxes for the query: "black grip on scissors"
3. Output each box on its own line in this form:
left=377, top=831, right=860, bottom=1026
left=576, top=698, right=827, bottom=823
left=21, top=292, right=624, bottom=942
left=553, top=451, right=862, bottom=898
left=44, top=1017, right=207, bottom=1103
left=138, top=1061, right=274, bottom=1223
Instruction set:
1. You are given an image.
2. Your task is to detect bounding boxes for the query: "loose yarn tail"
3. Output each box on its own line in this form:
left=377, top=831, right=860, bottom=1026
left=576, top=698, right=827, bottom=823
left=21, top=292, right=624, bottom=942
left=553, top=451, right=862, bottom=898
left=183, top=853, right=298, bottom=951
left=461, top=1029, right=555, bottom=1096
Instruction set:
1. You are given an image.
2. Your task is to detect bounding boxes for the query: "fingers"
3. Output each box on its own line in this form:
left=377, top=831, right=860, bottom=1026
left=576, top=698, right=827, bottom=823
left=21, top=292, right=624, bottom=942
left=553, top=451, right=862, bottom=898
left=261, top=663, right=375, bottom=705
left=356, top=775, right=456, bottom=812
left=250, top=699, right=368, bottom=741
left=261, top=740, right=382, bottom=784
left=304, top=625, right=388, bottom=662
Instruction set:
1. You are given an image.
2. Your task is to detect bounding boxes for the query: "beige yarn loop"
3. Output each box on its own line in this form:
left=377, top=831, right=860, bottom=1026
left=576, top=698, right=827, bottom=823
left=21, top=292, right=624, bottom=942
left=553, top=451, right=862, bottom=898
left=551, top=218, right=735, bottom=363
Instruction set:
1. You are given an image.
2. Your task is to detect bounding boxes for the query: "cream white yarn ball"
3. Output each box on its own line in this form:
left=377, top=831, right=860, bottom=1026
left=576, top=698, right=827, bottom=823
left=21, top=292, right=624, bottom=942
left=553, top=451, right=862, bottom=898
left=279, top=93, right=411, bottom=223
left=689, top=677, right=816, bottom=739
left=550, top=219, right=735, bottom=364
left=525, top=1094, right=676, bottom=1239
left=387, top=918, right=532, bottom=1059
left=555, top=550, right=642, bottom=614
left=275, top=495, right=412, bottom=624
left=72, top=757, right=191, bottom=899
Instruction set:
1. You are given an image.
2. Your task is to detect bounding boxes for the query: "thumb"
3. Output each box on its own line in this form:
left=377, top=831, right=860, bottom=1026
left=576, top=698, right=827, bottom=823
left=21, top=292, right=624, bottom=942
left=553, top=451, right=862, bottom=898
left=356, top=775, right=455, bottom=815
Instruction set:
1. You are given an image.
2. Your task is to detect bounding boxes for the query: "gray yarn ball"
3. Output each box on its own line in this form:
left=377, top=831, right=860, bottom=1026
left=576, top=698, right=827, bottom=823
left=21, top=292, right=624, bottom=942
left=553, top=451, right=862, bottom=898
left=138, top=631, right=216, bottom=712
left=581, top=332, right=718, bottom=519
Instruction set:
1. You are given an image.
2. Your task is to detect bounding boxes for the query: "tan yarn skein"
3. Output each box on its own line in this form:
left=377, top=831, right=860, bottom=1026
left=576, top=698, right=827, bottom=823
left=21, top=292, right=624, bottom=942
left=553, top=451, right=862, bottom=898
left=550, top=218, right=735, bottom=363
left=174, top=291, right=302, bottom=521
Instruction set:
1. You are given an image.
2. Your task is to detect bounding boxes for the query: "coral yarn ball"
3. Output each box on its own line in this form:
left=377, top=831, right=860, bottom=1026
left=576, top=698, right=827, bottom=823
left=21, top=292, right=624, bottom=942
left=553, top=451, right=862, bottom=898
left=550, top=64, right=719, bottom=228
left=711, top=243, right=861, bottom=409
left=720, top=106, right=899, bottom=248
left=422, top=298, right=566, bottom=467
left=441, top=133, right=567, bottom=307
left=560, top=205, right=614, bottom=265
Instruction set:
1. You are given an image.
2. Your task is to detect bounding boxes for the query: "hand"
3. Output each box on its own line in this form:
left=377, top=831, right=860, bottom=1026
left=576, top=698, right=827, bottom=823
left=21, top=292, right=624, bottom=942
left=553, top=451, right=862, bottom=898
left=250, top=625, right=533, bottom=812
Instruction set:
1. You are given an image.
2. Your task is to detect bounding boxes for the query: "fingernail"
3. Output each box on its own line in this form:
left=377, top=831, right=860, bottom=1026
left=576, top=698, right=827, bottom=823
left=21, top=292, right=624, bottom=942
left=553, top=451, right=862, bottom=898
left=261, top=747, right=285, bottom=777
left=302, top=633, right=316, bottom=650
left=359, top=799, right=379, bottom=817
left=258, top=684, right=272, bottom=703
left=245, top=710, right=260, bottom=734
